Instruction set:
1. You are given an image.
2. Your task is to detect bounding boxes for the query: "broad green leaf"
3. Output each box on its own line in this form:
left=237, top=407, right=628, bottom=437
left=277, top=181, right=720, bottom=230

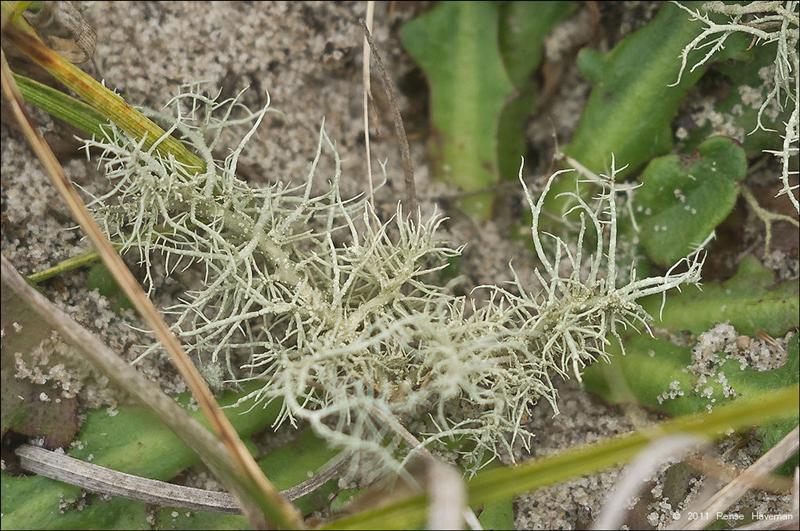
left=545, top=2, right=747, bottom=215
left=401, top=2, right=514, bottom=218
left=473, top=461, right=515, bottom=530
left=585, top=335, right=799, bottom=478
left=567, top=3, right=738, bottom=173
left=584, top=257, right=799, bottom=465
left=640, top=256, right=799, bottom=337
left=477, top=494, right=514, bottom=530
left=402, top=2, right=571, bottom=218
left=584, top=334, right=798, bottom=445
left=636, top=136, right=747, bottom=266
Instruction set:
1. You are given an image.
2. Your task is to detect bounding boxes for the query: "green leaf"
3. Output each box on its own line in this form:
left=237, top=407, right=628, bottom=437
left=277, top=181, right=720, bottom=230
left=401, top=2, right=514, bottom=218
left=545, top=2, right=747, bottom=215
left=13, top=73, right=108, bottom=139
left=584, top=335, right=798, bottom=472
left=575, top=47, right=605, bottom=84
left=568, top=3, right=737, bottom=173
left=477, top=494, right=514, bottom=530
left=154, top=426, right=339, bottom=529
left=257, top=427, right=340, bottom=515
left=155, top=510, right=248, bottom=531
left=584, top=257, right=799, bottom=465
left=401, top=2, right=571, bottom=218
left=684, top=42, right=793, bottom=158
left=87, top=262, right=133, bottom=311
left=640, top=256, right=799, bottom=337
left=636, top=136, right=747, bottom=266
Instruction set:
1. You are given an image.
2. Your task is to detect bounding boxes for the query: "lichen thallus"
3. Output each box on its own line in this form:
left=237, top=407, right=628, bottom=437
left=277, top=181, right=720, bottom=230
left=82, top=83, right=707, bottom=472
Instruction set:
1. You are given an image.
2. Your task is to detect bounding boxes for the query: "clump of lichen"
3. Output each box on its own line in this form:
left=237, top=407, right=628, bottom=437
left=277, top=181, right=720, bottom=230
left=83, top=84, right=706, bottom=471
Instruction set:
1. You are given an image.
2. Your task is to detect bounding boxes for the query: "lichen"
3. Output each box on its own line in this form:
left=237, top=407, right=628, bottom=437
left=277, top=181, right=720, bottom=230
left=82, top=84, right=706, bottom=471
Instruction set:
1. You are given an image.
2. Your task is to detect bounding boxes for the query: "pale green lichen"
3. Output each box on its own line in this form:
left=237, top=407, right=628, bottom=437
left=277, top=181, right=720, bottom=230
left=82, top=84, right=706, bottom=471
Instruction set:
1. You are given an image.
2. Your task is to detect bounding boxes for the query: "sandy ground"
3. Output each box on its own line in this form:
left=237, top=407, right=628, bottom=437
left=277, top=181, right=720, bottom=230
left=1, top=2, right=795, bottom=529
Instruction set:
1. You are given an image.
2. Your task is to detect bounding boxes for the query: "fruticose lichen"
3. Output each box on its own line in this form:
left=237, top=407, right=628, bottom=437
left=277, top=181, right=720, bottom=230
left=82, top=84, right=706, bottom=471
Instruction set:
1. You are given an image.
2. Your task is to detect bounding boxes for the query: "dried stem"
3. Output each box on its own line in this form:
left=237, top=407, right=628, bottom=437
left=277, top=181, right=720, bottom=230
left=16, top=443, right=349, bottom=515
left=362, top=1, right=375, bottom=203
left=1, top=254, right=260, bottom=525
left=360, top=18, right=418, bottom=214
left=2, top=15, right=203, bottom=169
left=684, top=427, right=800, bottom=530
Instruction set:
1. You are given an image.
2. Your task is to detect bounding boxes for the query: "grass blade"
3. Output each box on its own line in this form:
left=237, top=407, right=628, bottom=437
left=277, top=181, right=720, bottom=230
left=2, top=14, right=204, bottom=170
left=324, top=385, right=799, bottom=530
left=13, top=72, right=108, bottom=138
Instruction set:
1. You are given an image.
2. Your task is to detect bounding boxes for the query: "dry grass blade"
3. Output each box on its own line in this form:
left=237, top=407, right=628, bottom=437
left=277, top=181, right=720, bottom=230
left=16, top=443, right=350, bottom=514
left=0, top=48, right=302, bottom=530
left=683, top=427, right=800, bottom=531
left=15, top=443, right=242, bottom=514
left=684, top=454, right=793, bottom=494
left=362, top=0, right=375, bottom=203
left=360, top=18, right=418, bottom=214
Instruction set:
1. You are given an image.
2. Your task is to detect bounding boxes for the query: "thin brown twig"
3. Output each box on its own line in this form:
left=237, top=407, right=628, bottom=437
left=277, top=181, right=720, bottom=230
left=362, top=0, right=375, bottom=203
left=684, top=427, right=800, bottom=530
left=359, top=18, right=418, bottom=215
left=684, top=454, right=793, bottom=494
left=0, top=47, right=301, bottom=529
left=16, top=444, right=349, bottom=514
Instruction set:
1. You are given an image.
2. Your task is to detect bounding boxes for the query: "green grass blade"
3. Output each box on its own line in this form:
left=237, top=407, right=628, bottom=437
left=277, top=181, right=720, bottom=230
left=323, top=385, right=799, bottom=530
left=3, top=16, right=204, bottom=171
left=26, top=248, right=101, bottom=284
left=13, top=72, right=108, bottom=139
